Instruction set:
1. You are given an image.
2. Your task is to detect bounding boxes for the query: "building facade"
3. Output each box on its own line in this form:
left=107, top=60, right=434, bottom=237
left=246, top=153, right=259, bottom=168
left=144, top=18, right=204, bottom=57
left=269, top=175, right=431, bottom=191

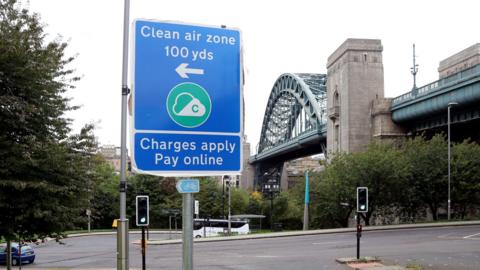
left=98, top=145, right=122, bottom=172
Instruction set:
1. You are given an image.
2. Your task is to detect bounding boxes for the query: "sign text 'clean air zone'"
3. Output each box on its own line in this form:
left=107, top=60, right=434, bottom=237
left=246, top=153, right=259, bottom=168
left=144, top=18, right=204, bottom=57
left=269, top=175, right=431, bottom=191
left=132, top=20, right=242, bottom=175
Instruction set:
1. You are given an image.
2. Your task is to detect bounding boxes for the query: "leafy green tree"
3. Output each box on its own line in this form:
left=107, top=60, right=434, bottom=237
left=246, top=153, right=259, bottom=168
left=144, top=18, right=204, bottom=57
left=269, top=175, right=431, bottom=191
left=126, top=174, right=182, bottom=228
left=403, top=135, right=447, bottom=220
left=352, top=141, right=409, bottom=224
left=282, top=182, right=304, bottom=229
left=312, top=155, right=356, bottom=228
left=313, top=140, right=408, bottom=226
left=452, top=139, right=480, bottom=219
left=90, top=187, right=118, bottom=229
left=195, top=177, right=223, bottom=218
left=0, top=0, right=88, bottom=252
left=84, top=156, right=119, bottom=229
left=230, top=188, right=249, bottom=215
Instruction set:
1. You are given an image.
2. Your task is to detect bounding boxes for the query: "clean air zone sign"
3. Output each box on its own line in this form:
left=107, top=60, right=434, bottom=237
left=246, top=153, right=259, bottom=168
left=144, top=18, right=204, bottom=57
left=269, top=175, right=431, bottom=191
left=131, top=19, right=242, bottom=175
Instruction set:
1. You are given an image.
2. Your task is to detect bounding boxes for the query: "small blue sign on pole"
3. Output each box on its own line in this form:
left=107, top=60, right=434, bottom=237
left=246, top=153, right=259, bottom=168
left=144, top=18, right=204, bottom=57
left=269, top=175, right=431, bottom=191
left=131, top=20, right=243, bottom=176
left=176, top=179, right=200, bottom=193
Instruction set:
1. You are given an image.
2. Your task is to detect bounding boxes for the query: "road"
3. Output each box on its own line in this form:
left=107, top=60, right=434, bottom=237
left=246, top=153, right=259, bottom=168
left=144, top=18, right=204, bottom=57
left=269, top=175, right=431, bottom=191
left=24, top=225, right=480, bottom=269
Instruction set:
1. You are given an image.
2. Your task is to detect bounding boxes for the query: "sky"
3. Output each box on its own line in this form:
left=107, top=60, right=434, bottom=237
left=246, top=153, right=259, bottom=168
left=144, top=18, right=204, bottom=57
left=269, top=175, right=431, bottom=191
left=27, top=0, right=479, bottom=153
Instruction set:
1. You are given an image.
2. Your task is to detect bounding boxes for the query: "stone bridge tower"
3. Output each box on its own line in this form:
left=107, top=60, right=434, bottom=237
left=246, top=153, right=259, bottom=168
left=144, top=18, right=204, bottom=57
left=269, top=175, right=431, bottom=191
left=326, top=39, right=385, bottom=153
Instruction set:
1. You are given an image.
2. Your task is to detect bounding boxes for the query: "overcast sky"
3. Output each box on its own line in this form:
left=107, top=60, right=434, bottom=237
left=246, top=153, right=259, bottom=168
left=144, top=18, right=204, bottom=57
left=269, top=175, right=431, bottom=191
left=27, top=0, right=478, bottom=153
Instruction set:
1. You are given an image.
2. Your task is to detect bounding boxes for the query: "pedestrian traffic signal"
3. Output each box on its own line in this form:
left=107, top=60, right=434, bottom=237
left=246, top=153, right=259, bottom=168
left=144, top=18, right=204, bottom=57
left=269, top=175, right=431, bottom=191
left=136, top=195, right=149, bottom=226
left=357, top=187, right=368, bottom=213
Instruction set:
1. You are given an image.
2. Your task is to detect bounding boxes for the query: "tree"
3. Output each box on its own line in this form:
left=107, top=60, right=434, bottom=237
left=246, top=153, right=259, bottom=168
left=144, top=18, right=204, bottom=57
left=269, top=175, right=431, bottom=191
left=313, top=140, right=408, bottom=227
left=0, top=0, right=85, bottom=253
left=246, top=191, right=263, bottom=215
left=195, top=177, right=223, bottom=218
left=351, top=141, right=409, bottom=224
left=125, top=174, right=182, bottom=228
left=403, top=135, right=447, bottom=220
left=89, top=160, right=119, bottom=229
left=230, top=188, right=249, bottom=215
left=312, top=154, right=356, bottom=228
left=452, top=139, right=480, bottom=219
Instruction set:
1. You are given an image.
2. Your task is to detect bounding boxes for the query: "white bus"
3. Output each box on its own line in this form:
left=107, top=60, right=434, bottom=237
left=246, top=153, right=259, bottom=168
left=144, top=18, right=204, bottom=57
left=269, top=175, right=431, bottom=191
left=193, top=218, right=250, bottom=238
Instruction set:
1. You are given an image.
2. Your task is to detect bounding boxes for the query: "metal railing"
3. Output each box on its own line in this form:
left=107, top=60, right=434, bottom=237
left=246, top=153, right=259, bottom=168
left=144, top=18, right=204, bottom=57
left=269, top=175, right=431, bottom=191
left=392, top=64, right=480, bottom=106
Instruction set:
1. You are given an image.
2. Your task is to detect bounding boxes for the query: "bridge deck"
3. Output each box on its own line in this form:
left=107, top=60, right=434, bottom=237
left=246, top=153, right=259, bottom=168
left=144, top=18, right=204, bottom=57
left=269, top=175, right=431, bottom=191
left=392, top=64, right=480, bottom=123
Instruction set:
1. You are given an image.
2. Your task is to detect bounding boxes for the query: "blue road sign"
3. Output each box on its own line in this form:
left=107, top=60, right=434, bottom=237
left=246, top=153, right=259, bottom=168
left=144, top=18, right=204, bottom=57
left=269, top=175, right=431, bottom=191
left=176, top=179, right=200, bottom=193
left=131, top=20, right=242, bottom=175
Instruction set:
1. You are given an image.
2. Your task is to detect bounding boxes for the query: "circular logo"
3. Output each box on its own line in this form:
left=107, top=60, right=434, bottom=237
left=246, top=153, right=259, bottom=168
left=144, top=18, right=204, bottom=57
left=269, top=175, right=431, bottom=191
left=166, top=82, right=212, bottom=128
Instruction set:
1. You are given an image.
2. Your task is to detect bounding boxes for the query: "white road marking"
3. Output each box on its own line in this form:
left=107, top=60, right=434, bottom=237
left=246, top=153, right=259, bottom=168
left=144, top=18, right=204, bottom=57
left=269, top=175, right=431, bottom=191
left=463, top=232, right=480, bottom=239
left=438, top=232, right=480, bottom=240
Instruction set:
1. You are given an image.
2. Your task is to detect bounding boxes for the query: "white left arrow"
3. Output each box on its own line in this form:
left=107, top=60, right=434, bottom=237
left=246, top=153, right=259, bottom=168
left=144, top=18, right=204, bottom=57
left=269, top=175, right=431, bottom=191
left=175, top=63, right=204, bottom=78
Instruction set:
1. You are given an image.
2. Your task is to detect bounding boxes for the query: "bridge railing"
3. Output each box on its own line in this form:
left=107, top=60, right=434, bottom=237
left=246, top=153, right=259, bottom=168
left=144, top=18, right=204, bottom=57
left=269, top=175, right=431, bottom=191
left=392, top=64, right=480, bottom=107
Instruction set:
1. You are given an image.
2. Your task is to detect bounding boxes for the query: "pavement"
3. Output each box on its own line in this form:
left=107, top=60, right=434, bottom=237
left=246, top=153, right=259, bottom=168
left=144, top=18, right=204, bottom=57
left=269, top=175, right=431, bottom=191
left=336, top=257, right=407, bottom=269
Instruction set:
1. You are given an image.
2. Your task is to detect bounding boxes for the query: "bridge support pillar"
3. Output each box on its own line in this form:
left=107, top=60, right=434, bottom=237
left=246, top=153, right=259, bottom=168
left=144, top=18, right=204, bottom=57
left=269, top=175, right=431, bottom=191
left=326, top=39, right=385, bottom=153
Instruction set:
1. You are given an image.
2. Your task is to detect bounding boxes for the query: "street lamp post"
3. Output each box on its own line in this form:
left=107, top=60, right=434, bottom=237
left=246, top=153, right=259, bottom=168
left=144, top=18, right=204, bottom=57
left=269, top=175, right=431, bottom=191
left=222, top=176, right=226, bottom=219
left=227, top=177, right=232, bottom=235
left=447, top=102, right=458, bottom=221
left=263, top=181, right=279, bottom=231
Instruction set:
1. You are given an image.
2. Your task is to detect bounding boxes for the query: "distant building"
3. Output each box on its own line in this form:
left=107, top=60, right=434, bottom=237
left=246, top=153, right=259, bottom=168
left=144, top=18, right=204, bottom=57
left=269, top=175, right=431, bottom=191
left=282, top=155, right=324, bottom=189
left=98, top=145, right=122, bottom=172
left=438, top=43, right=480, bottom=78
left=212, top=136, right=255, bottom=191
left=240, top=139, right=255, bottom=190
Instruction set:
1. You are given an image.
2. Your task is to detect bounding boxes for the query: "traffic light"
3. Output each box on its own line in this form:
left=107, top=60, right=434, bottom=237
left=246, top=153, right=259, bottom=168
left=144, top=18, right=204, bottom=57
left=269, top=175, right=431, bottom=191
left=136, top=195, right=149, bottom=226
left=357, top=187, right=368, bottom=213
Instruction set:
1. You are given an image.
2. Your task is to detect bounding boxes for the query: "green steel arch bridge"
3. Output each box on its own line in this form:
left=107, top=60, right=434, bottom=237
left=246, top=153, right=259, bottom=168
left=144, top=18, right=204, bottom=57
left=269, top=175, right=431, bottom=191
left=249, top=64, right=480, bottom=190
left=249, top=73, right=327, bottom=189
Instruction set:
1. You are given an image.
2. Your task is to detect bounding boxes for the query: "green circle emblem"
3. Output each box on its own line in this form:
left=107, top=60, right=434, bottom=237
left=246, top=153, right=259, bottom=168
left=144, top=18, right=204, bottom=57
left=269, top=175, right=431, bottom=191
left=166, top=82, right=212, bottom=128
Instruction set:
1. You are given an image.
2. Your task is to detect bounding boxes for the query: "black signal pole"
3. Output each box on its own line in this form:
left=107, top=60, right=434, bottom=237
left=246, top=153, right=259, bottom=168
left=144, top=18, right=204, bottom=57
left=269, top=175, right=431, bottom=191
left=356, top=214, right=362, bottom=259
left=18, top=234, right=22, bottom=270
left=356, top=187, right=367, bottom=260
left=141, top=227, right=146, bottom=270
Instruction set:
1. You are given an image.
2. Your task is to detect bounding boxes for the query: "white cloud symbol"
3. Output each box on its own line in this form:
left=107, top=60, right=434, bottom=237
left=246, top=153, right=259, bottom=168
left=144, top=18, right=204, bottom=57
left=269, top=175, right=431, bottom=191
left=173, top=92, right=206, bottom=117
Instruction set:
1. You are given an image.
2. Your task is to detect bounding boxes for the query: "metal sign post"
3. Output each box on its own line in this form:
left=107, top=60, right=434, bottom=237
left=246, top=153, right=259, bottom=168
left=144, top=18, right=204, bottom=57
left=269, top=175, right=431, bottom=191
left=118, top=0, right=131, bottom=270
left=182, top=193, right=194, bottom=270
left=177, top=179, right=200, bottom=270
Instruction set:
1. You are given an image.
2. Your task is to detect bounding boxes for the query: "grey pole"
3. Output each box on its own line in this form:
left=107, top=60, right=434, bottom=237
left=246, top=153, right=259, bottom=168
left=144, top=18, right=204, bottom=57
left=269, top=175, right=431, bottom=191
left=182, top=193, right=194, bottom=270
left=118, top=0, right=130, bottom=269
left=447, top=102, right=458, bottom=221
left=228, top=178, right=232, bottom=235
left=169, top=216, right=172, bottom=239
left=88, top=214, right=91, bottom=233
left=222, top=177, right=225, bottom=219
left=411, top=43, right=418, bottom=91
left=448, top=104, right=451, bottom=221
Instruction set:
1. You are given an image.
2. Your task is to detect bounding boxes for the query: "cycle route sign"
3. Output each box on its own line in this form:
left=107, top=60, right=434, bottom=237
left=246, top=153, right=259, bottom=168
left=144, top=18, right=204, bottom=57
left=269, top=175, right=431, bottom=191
left=131, top=19, right=242, bottom=176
